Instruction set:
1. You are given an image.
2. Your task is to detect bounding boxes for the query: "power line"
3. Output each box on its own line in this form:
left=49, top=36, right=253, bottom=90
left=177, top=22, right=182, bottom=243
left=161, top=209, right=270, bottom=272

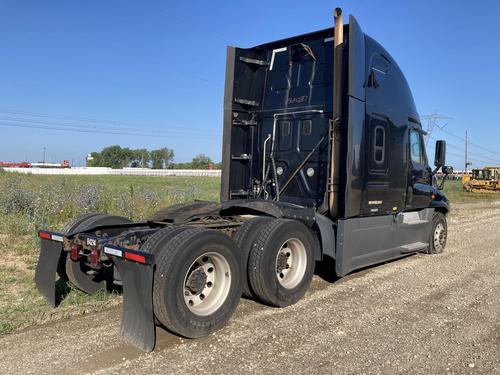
left=428, top=135, right=500, bottom=165
left=0, top=121, right=220, bottom=139
left=428, top=145, right=500, bottom=166
left=434, top=126, right=500, bottom=158
left=0, top=110, right=221, bottom=135
left=0, top=116, right=220, bottom=137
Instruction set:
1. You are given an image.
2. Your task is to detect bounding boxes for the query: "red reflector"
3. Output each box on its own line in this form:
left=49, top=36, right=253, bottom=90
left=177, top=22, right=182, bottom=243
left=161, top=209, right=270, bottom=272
left=71, top=244, right=78, bottom=261
left=90, top=249, right=100, bottom=267
left=124, top=252, right=146, bottom=264
left=39, top=231, right=51, bottom=240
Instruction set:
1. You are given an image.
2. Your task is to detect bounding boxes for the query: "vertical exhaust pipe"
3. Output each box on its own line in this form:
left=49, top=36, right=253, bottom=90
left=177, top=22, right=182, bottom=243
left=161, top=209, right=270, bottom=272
left=328, top=7, right=344, bottom=217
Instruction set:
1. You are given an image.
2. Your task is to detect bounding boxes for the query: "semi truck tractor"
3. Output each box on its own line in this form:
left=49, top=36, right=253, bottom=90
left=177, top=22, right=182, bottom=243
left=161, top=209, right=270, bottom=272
left=35, top=8, right=452, bottom=352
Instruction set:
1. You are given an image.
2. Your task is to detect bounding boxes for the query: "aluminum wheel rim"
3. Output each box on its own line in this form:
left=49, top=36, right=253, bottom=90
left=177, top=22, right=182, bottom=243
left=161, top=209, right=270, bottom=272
left=433, top=222, right=446, bottom=252
left=275, top=238, right=307, bottom=289
left=183, top=252, right=231, bottom=316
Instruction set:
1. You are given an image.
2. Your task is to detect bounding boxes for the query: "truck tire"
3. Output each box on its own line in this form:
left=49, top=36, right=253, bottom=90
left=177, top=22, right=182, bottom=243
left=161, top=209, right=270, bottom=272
left=248, top=219, right=315, bottom=307
left=65, top=214, right=131, bottom=294
left=57, top=213, right=104, bottom=281
left=232, top=217, right=273, bottom=298
left=153, top=228, right=243, bottom=338
left=141, top=226, right=190, bottom=256
left=426, top=212, right=447, bottom=254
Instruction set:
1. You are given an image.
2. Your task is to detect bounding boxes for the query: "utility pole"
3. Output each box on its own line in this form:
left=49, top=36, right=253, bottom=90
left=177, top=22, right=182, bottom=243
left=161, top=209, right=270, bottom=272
left=465, top=131, right=467, bottom=173
left=421, top=113, right=452, bottom=145
left=464, top=130, right=472, bottom=173
left=43, top=147, right=46, bottom=165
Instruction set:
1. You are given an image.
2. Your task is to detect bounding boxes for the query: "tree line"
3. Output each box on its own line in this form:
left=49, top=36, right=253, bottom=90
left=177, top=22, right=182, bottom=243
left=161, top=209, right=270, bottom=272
left=87, top=145, right=220, bottom=169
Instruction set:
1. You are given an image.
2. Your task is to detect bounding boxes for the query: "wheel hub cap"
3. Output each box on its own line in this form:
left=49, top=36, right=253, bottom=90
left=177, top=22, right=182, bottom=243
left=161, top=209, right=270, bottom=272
left=183, top=252, right=231, bottom=316
left=275, top=238, right=307, bottom=290
left=276, top=252, right=289, bottom=273
left=185, top=267, right=207, bottom=295
left=434, top=223, right=446, bottom=251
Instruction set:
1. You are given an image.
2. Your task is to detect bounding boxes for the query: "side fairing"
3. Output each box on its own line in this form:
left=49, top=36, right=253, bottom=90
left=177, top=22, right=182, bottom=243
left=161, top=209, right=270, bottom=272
left=360, top=36, right=420, bottom=217
left=344, top=15, right=366, bottom=218
left=345, top=23, right=422, bottom=218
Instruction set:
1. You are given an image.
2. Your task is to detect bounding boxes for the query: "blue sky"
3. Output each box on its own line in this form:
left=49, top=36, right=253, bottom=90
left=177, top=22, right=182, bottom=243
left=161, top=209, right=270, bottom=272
left=1, top=0, right=499, bottom=168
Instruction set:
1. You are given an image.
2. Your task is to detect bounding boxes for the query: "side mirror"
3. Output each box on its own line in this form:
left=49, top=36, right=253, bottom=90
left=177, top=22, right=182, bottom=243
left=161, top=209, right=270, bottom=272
left=434, top=140, right=446, bottom=167
left=442, top=165, right=453, bottom=175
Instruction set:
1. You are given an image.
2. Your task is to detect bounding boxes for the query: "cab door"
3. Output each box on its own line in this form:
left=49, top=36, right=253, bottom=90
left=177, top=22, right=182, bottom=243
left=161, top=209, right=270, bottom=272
left=406, top=129, right=432, bottom=209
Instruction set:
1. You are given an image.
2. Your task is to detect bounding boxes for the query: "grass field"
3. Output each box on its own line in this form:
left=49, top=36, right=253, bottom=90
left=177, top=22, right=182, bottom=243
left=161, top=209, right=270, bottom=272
left=0, top=172, right=220, bottom=334
left=0, top=172, right=497, bottom=335
left=440, top=179, right=500, bottom=204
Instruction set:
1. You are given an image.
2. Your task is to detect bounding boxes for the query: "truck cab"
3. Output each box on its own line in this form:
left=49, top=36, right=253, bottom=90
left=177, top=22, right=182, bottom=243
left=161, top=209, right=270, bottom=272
left=221, top=11, right=450, bottom=276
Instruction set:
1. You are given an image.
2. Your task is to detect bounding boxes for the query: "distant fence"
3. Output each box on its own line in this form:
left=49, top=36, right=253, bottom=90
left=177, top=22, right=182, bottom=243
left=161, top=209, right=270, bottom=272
left=2, top=167, right=221, bottom=177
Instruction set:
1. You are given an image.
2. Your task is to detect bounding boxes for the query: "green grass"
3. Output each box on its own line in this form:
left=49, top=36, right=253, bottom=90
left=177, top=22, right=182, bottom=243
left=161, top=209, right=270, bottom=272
left=442, top=179, right=500, bottom=204
left=0, top=172, right=220, bottom=335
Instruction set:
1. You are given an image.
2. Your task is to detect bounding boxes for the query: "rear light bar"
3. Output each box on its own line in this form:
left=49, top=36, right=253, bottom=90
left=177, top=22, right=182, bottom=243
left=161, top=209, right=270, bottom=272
left=38, top=230, right=64, bottom=243
left=37, top=230, right=153, bottom=265
left=103, top=246, right=154, bottom=265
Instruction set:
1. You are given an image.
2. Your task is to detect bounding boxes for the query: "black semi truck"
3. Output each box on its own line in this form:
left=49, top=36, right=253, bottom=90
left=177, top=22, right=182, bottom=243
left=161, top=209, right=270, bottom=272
left=35, top=9, right=452, bottom=352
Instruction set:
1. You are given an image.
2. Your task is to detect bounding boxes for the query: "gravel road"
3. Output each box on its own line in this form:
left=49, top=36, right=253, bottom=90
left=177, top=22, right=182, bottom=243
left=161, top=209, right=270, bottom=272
left=0, top=201, right=498, bottom=374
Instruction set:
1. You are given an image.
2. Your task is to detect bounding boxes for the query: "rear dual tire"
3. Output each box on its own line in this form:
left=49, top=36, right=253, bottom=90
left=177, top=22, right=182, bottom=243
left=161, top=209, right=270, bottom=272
left=232, top=216, right=273, bottom=298
left=62, top=213, right=131, bottom=294
left=247, top=219, right=315, bottom=307
left=147, top=228, right=243, bottom=338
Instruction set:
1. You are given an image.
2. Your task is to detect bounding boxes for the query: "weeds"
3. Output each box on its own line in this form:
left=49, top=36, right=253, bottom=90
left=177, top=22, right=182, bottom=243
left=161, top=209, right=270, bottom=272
left=0, top=173, right=220, bottom=334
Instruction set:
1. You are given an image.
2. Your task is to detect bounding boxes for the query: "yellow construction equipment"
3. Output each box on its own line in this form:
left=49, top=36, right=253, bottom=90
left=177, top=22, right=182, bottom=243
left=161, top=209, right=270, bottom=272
left=462, top=166, right=500, bottom=193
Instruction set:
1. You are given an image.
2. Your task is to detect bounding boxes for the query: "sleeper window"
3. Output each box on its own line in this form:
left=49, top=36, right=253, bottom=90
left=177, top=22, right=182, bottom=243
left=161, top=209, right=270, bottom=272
left=374, top=126, right=385, bottom=163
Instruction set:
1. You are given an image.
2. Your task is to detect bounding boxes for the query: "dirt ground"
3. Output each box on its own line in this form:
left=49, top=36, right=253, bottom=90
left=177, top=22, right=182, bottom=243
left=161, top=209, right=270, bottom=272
left=0, top=201, right=498, bottom=374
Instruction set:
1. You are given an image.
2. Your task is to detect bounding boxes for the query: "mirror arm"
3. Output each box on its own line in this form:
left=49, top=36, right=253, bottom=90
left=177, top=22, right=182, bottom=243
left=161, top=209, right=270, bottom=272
left=436, top=166, right=452, bottom=190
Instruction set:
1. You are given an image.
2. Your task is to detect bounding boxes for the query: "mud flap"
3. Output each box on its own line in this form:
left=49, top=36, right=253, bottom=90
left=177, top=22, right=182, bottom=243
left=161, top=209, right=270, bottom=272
left=112, top=256, right=156, bottom=352
left=35, top=239, right=63, bottom=307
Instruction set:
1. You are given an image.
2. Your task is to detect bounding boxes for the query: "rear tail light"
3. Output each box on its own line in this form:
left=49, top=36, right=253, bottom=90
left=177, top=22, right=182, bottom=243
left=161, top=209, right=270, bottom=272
left=38, top=231, right=51, bottom=240
left=38, top=230, right=64, bottom=242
